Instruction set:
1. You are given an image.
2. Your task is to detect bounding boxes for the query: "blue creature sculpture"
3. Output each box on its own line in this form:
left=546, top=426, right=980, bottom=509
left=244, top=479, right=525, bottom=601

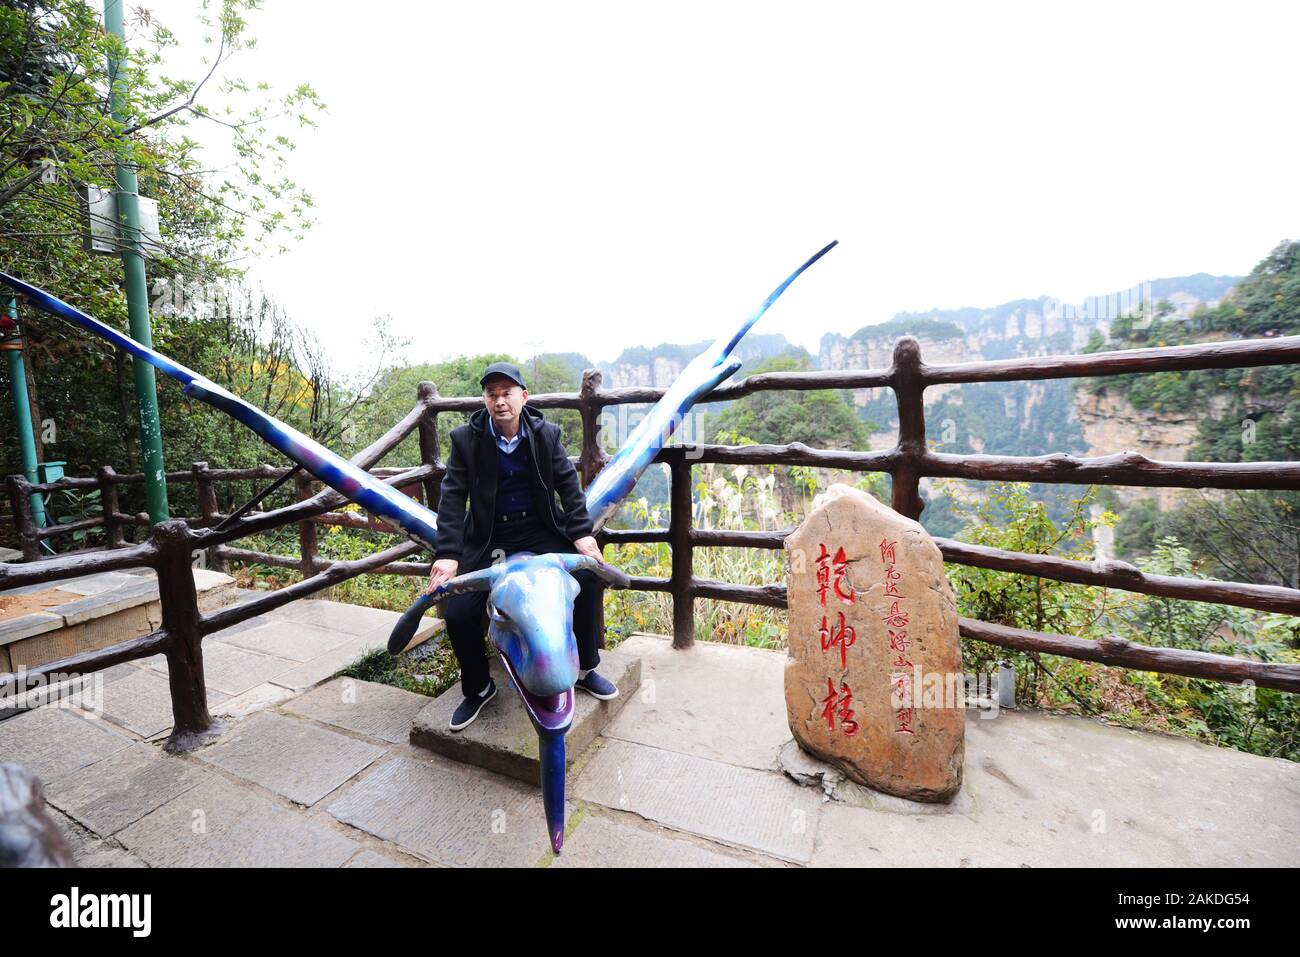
left=0, top=240, right=836, bottom=854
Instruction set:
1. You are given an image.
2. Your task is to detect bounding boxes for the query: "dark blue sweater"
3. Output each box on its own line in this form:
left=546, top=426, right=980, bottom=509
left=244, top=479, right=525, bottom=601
left=496, top=437, right=535, bottom=513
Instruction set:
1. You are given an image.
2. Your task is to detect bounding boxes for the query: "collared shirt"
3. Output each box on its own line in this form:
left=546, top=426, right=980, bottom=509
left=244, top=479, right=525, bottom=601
left=487, top=413, right=523, bottom=454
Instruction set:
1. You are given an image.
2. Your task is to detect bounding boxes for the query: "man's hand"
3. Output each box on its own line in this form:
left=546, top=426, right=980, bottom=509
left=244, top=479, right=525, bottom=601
left=573, top=536, right=601, bottom=561
left=425, top=558, right=459, bottom=596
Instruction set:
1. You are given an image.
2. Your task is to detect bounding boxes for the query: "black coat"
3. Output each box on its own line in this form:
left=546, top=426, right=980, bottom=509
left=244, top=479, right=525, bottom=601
left=432, top=405, right=595, bottom=570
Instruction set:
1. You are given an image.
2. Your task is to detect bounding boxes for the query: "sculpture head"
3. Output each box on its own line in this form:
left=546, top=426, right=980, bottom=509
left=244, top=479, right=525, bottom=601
left=418, top=551, right=629, bottom=726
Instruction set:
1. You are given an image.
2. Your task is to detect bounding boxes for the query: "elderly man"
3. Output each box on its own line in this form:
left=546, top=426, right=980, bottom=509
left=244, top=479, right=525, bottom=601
left=427, top=361, right=619, bottom=730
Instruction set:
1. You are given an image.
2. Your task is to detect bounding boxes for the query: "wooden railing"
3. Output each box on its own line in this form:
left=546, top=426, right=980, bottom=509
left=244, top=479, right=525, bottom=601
left=0, top=386, right=442, bottom=750
left=3, top=335, right=1300, bottom=755
left=591, top=335, right=1300, bottom=694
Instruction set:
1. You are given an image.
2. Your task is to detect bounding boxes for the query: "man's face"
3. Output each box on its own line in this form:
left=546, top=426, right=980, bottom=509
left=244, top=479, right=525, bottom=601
left=483, top=376, right=527, bottom=429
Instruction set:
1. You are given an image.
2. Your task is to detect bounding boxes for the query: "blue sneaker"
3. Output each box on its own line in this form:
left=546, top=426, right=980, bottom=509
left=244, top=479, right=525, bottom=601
left=575, top=671, right=619, bottom=700
left=449, top=678, right=497, bottom=731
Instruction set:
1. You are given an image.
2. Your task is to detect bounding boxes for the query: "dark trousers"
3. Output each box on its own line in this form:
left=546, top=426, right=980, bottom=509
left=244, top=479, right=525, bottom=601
left=444, top=516, right=603, bottom=697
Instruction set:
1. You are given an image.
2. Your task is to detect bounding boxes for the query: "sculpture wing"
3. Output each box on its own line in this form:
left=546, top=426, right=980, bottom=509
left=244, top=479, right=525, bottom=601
left=0, top=271, right=442, bottom=551
left=581, top=240, right=837, bottom=530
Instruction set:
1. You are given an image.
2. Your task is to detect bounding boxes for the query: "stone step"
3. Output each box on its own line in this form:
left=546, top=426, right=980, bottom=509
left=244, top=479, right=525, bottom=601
left=410, top=648, right=640, bottom=786
left=2, top=567, right=237, bottom=673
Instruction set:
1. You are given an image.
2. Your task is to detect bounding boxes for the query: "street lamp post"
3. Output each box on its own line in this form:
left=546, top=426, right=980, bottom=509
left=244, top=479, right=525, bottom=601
left=103, top=0, right=168, bottom=521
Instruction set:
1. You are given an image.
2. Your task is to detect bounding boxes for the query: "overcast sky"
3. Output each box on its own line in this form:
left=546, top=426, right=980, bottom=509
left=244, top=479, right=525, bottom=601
left=139, top=0, right=1299, bottom=373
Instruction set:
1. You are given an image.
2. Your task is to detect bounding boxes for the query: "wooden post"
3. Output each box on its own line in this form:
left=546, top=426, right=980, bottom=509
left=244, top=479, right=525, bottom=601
left=890, top=336, right=927, bottom=520
left=295, top=471, right=318, bottom=578
left=98, top=466, right=125, bottom=548
left=578, top=369, right=611, bottom=646
left=6, top=475, right=39, bottom=561
left=578, top=369, right=610, bottom=488
left=416, top=381, right=441, bottom=510
left=669, top=452, right=694, bottom=648
left=154, top=520, right=221, bottom=751
left=191, top=461, right=226, bottom=571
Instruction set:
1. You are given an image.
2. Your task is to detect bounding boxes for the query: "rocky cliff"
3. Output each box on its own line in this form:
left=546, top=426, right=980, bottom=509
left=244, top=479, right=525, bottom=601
left=544, top=273, right=1242, bottom=517
left=1073, top=389, right=1235, bottom=509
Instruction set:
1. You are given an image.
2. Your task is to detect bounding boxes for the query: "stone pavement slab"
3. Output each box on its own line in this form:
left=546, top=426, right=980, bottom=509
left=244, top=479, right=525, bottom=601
left=50, top=809, right=147, bottom=868
left=604, top=633, right=789, bottom=771
left=96, top=665, right=229, bottom=739
left=410, top=649, right=640, bottom=785
left=327, top=755, right=557, bottom=867
left=0, top=661, right=136, bottom=721
left=272, top=598, right=403, bottom=635
left=212, top=681, right=297, bottom=721
left=0, top=706, right=132, bottom=783
left=115, top=774, right=360, bottom=867
left=45, top=742, right=208, bottom=837
left=552, top=811, right=767, bottom=868
left=344, top=848, right=412, bottom=867
left=283, top=677, right=430, bottom=744
left=146, top=640, right=298, bottom=697
left=574, top=737, right=822, bottom=863
left=267, top=632, right=387, bottom=692
left=217, top=619, right=360, bottom=662
left=195, top=710, right=384, bottom=806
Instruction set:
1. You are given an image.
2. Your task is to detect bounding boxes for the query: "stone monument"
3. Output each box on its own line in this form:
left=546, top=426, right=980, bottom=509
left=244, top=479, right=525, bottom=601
left=784, top=484, right=964, bottom=802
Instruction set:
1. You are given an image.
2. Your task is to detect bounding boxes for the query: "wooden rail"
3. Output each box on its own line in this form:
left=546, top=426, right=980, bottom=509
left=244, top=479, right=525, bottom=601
left=4, top=333, right=1300, bottom=755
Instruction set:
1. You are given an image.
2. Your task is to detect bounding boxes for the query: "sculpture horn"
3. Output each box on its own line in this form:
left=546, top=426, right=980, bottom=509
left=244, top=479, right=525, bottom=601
left=386, top=565, right=499, bottom=654
left=555, top=553, right=632, bottom=589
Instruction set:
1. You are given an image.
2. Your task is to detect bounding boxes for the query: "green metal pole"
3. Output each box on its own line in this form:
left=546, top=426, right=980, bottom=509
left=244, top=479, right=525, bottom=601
left=3, top=297, right=47, bottom=528
left=104, top=0, right=168, bottom=521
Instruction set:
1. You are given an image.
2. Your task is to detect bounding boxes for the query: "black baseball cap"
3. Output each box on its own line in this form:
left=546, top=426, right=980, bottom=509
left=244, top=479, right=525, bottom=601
left=479, top=361, right=527, bottom=390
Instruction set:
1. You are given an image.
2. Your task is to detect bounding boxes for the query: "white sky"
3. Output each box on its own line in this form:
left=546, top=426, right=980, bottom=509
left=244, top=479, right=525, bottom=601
left=138, top=0, right=1300, bottom=373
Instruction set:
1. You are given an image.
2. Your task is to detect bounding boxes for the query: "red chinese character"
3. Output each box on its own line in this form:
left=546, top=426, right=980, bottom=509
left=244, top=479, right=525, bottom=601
left=888, top=629, right=913, bottom=669
left=819, top=611, right=857, bottom=669
left=879, top=539, right=897, bottom=565
left=895, top=707, right=916, bottom=735
left=821, top=678, right=859, bottom=736
left=814, top=543, right=830, bottom=606
left=882, top=601, right=910, bottom=629
left=832, top=546, right=855, bottom=604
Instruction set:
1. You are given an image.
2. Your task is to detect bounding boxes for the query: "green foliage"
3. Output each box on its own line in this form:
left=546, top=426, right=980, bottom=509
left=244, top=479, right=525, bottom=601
left=949, top=484, right=1299, bottom=761
left=351, top=353, right=583, bottom=469
left=1155, top=490, right=1300, bottom=589
left=1, top=0, right=323, bottom=253
left=849, top=317, right=964, bottom=341
left=700, top=352, right=875, bottom=450
left=0, top=1, right=347, bottom=533
left=603, top=459, right=812, bottom=649
left=337, top=646, right=460, bottom=699
left=1083, top=240, right=1300, bottom=584
left=1083, top=240, right=1300, bottom=460
left=1103, top=539, right=1300, bottom=759
left=945, top=482, right=1115, bottom=681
